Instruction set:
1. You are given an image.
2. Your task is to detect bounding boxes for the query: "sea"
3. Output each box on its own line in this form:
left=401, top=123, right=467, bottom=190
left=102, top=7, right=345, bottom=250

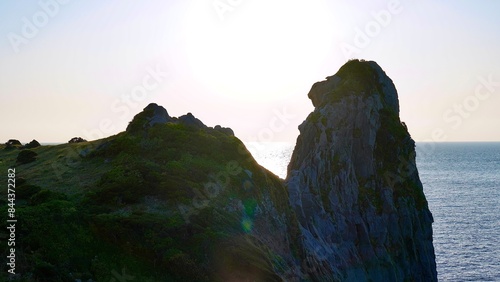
left=245, top=142, right=500, bottom=281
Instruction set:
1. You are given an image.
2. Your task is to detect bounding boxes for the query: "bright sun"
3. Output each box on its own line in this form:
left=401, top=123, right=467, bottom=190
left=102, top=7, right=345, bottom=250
left=181, top=1, right=337, bottom=102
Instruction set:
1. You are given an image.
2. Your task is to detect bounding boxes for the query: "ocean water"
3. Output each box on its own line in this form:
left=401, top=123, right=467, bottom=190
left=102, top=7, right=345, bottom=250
left=417, top=142, right=500, bottom=281
left=244, top=142, right=294, bottom=179
left=245, top=142, right=500, bottom=281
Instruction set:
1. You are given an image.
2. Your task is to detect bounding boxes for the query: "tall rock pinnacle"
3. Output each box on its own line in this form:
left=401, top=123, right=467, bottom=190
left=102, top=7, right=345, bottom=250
left=286, top=60, right=437, bottom=281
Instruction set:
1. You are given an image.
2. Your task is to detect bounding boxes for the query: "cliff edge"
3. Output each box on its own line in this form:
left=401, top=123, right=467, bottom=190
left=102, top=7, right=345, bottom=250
left=287, top=59, right=437, bottom=281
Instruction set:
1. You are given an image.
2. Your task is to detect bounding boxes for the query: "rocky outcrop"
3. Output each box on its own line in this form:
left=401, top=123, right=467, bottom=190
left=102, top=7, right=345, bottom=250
left=286, top=60, right=437, bottom=281
left=178, top=112, right=206, bottom=128
left=126, top=103, right=174, bottom=133
left=215, top=125, right=235, bottom=136
left=145, top=102, right=173, bottom=126
left=308, top=75, right=341, bottom=107
left=127, top=103, right=234, bottom=136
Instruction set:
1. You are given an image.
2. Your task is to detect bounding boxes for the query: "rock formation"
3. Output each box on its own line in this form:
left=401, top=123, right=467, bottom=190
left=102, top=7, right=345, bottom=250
left=126, top=102, right=173, bottom=133
left=286, top=59, right=437, bottom=281
left=214, top=125, right=235, bottom=136
left=178, top=112, right=207, bottom=128
left=126, top=103, right=234, bottom=135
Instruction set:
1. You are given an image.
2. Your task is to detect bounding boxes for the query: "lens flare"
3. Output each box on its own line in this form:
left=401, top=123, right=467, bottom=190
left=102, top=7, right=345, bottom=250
left=241, top=217, right=253, bottom=233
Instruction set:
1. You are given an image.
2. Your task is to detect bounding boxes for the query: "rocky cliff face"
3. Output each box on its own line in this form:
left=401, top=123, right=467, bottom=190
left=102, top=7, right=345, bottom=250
left=287, top=60, right=437, bottom=281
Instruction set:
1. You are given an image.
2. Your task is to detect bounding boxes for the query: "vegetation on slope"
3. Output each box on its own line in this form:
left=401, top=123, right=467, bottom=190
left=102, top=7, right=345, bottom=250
left=0, top=121, right=289, bottom=281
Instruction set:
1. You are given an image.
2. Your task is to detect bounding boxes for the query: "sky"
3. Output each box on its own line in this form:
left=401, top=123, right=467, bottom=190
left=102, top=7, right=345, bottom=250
left=1, top=0, right=500, bottom=144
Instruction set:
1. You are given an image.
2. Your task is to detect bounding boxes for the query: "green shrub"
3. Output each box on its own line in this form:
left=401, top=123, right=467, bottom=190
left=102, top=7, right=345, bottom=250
left=91, top=167, right=145, bottom=205
left=16, top=197, right=94, bottom=275
left=68, top=137, right=87, bottom=143
left=29, top=190, right=67, bottom=205
left=4, top=139, right=22, bottom=150
left=17, top=184, right=42, bottom=199
left=16, top=149, right=38, bottom=164
left=24, top=139, right=41, bottom=148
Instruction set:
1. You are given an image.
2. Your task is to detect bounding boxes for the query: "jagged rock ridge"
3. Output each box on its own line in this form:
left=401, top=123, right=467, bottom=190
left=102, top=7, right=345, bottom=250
left=126, top=103, right=234, bottom=136
left=286, top=59, right=437, bottom=281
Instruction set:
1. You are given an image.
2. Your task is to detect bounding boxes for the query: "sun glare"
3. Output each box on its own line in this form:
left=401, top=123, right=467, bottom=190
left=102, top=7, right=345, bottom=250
left=182, top=1, right=335, bottom=102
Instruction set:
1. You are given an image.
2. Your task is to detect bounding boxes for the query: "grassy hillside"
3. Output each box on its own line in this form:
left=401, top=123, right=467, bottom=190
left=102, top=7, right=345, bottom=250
left=0, top=122, right=292, bottom=281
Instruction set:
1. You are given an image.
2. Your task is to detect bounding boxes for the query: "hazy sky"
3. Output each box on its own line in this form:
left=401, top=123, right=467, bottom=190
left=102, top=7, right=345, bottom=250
left=1, top=0, right=499, bottom=143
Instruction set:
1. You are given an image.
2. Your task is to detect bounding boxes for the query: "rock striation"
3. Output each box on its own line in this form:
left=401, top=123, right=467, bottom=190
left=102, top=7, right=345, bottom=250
left=286, top=59, right=437, bottom=281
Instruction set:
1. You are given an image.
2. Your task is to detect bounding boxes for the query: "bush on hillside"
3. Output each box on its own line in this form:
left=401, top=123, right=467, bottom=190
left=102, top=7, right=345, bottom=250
left=24, top=139, right=41, bottom=149
left=17, top=184, right=42, bottom=200
left=4, top=139, right=22, bottom=150
left=69, top=137, right=87, bottom=143
left=16, top=149, right=38, bottom=164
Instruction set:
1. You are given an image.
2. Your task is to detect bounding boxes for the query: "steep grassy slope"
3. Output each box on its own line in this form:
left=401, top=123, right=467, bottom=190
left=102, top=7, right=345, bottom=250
left=0, top=120, right=297, bottom=281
